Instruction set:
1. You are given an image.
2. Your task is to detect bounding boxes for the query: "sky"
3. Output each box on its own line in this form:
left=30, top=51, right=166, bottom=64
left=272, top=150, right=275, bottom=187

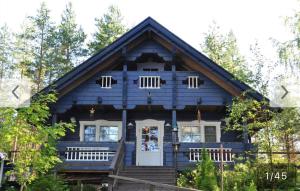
left=0, top=0, right=298, bottom=60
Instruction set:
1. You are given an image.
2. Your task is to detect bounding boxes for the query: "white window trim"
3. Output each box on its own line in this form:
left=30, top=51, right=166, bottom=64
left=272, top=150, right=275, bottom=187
left=178, top=120, right=221, bottom=143
left=79, top=120, right=122, bottom=142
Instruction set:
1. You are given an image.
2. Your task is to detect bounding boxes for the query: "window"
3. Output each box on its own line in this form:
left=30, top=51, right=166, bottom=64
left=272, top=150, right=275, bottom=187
left=139, top=76, right=160, bottom=89
left=80, top=120, right=121, bottom=142
left=84, top=125, right=96, bottom=142
left=178, top=121, right=221, bottom=143
left=181, top=126, right=201, bottom=143
left=204, top=126, right=217, bottom=142
left=99, top=126, right=119, bottom=142
left=99, top=76, right=112, bottom=88
left=143, top=68, right=159, bottom=71
left=188, top=76, right=199, bottom=88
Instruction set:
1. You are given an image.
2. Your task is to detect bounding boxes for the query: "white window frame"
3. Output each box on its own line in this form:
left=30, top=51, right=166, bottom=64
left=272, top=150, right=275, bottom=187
left=79, top=120, right=122, bottom=142
left=139, top=76, right=161, bottom=89
left=188, top=76, right=199, bottom=89
left=100, top=76, right=112, bottom=89
left=178, top=120, right=221, bottom=143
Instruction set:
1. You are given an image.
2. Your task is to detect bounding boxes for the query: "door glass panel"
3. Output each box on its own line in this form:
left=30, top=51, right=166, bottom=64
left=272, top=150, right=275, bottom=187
left=141, top=126, right=159, bottom=152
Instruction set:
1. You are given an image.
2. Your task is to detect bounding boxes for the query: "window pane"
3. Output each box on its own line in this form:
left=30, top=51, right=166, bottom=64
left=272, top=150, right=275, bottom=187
left=205, top=126, right=216, bottom=142
left=84, top=125, right=96, bottom=142
left=99, top=126, right=118, bottom=142
left=181, top=126, right=201, bottom=143
left=142, top=126, right=159, bottom=152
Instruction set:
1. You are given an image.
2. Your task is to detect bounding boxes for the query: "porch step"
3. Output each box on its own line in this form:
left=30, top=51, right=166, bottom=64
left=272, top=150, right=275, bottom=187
left=115, top=166, right=176, bottom=191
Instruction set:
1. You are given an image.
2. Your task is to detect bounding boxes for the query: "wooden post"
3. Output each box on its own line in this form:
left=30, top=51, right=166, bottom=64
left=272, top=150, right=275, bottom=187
left=0, top=158, right=4, bottom=188
left=122, top=109, right=127, bottom=141
left=220, top=144, right=224, bottom=191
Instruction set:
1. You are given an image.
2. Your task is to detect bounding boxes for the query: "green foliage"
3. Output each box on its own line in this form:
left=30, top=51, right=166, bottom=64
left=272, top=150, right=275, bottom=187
left=223, top=163, right=257, bottom=191
left=88, top=5, right=127, bottom=54
left=15, top=2, right=87, bottom=91
left=177, top=149, right=219, bottom=191
left=0, top=24, right=14, bottom=79
left=201, top=22, right=254, bottom=84
left=55, top=2, right=87, bottom=75
left=273, top=8, right=300, bottom=72
left=27, top=174, right=69, bottom=191
left=226, top=93, right=273, bottom=136
left=0, top=93, right=74, bottom=189
left=273, top=108, right=300, bottom=163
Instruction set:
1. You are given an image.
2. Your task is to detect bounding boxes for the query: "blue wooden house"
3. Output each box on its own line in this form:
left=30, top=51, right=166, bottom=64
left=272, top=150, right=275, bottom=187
left=47, top=17, right=264, bottom=189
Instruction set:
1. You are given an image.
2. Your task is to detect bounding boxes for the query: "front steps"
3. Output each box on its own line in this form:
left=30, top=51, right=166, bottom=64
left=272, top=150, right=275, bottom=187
left=114, top=166, right=176, bottom=191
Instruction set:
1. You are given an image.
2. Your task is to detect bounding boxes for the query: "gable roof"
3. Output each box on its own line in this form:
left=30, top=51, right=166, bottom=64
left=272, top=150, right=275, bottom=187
left=42, top=17, right=265, bottom=101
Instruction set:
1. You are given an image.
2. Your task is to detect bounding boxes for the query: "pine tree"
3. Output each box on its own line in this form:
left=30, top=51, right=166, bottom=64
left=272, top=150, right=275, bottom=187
left=201, top=22, right=254, bottom=84
left=88, top=5, right=127, bottom=54
left=56, top=2, right=86, bottom=75
left=0, top=24, right=14, bottom=79
left=17, top=2, right=55, bottom=91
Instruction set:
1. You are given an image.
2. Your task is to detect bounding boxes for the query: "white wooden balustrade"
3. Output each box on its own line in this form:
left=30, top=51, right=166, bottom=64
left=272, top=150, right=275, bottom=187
left=189, top=148, right=233, bottom=162
left=139, top=76, right=161, bottom=89
left=65, top=147, right=115, bottom=161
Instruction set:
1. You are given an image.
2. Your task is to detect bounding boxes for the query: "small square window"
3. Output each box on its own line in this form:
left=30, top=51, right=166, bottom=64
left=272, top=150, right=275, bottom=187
left=188, top=76, right=199, bottom=88
left=99, top=76, right=112, bottom=88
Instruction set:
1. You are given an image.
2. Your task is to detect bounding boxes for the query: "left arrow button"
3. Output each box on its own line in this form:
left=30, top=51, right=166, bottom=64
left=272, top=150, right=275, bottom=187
left=12, top=85, right=19, bottom=99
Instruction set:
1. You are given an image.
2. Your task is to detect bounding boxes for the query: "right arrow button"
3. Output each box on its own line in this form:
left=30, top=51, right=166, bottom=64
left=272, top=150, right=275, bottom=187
left=281, top=85, right=289, bottom=99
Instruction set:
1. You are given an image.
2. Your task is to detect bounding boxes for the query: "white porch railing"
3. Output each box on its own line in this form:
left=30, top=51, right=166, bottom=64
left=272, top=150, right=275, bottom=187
left=65, top=147, right=115, bottom=161
left=189, top=148, right=233, bottom=162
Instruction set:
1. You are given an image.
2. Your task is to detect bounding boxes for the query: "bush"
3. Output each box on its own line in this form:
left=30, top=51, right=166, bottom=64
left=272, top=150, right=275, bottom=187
left=177, top=149, right=219, bottom=191
left=223, top=162, right=257, bottom=191
left=27, top=174, right=69, bottom=191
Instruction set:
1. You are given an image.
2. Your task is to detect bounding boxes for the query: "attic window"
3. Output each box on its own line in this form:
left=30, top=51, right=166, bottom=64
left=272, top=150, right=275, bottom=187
left=96, top=76, right=117, bottom=88
left=182, top=76, right=204, bottom=89
left=139, top=76, right=161, bottom=89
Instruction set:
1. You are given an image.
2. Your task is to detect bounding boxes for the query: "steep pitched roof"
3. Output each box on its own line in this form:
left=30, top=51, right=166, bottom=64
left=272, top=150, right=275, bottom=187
left=42, top=17, right=265, bottom=101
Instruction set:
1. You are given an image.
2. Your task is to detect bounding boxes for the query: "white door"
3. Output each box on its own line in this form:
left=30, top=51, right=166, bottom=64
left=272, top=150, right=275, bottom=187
left=136, top=120, right=164, bottom=166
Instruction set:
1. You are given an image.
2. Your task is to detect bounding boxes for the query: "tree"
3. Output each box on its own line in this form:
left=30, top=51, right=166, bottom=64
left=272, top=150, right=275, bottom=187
left=201, top=22, right=254, bottom=84
left=55, top=2, right=87, bottom=75
left=273, top=9, right=300, bottom=73
left=274, top=108, right=300, bottom=164
left=177, top=149, right=219, bottom=191
left=17, top=2, right=55, bottom=91
left=0, top=24, right=14, bottom=79
left=0, top=93, right=73, bottom=191
left=226, top=93, right=277, bottom=165
left=88, top=5, right=127, bottom=54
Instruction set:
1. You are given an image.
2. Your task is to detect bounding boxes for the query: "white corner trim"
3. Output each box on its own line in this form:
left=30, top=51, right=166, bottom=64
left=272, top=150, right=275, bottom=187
left=177, top=120, right=221, bottom=143
left=79, top=120, right=122, bottom=142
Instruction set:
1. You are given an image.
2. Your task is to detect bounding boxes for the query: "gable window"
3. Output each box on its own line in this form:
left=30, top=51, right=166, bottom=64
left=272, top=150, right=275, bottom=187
left=84, top=125, right=96, bottom=142
left=181, top=126, right=201, bottom=142
left=143, top=68, right=159, bottom=72
left=99, top=76, right=112, bottom=88
left=99, top=126, right=119, bottom=142
left=188, top=76, right=199, bottom=88
left=80, top=121, right=121, bottom=142
left=139, top=76, right=160, bottom=89
left=204, top=126, right=217, bottom=142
